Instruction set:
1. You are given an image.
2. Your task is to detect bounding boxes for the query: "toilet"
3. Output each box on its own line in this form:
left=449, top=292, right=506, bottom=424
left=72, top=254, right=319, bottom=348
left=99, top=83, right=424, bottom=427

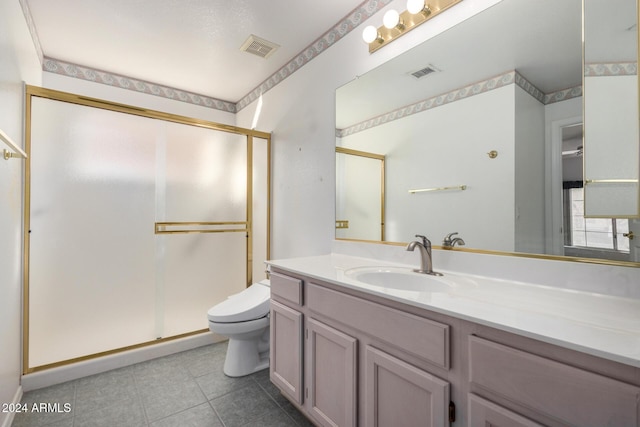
left=207, top=279, right=271, bottom=377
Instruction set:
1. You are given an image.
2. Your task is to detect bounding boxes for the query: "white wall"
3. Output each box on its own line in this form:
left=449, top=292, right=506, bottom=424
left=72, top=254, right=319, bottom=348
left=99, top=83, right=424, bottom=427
left=0, top=1, right=42, bottom=425
left=514, top=85, right=546, bottom=254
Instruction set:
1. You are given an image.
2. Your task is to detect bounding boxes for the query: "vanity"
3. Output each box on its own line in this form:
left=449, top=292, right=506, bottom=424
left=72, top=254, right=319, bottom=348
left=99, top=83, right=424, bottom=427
left=267, top=244, right=640, bottom=427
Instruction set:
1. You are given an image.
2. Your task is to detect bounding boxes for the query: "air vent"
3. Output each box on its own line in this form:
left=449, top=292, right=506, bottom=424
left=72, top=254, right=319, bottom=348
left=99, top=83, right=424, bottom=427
left=410, top=65, right=440, bottom=79
left=240, top=35, right=280, bottom=59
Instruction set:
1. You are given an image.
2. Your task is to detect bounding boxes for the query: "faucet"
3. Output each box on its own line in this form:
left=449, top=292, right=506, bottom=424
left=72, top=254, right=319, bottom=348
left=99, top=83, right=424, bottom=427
left=406, top=235, right=442, bottom=276
left=442, top=232, right=465, bottom=249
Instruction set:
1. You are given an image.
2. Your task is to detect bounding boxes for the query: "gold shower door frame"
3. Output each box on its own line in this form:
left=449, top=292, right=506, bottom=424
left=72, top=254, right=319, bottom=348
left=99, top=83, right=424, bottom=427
left=23, top=85, right=271, bottom=374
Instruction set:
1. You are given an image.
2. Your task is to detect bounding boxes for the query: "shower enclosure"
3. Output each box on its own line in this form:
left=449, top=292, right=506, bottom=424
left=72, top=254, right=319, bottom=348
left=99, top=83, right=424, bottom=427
left=23, top=86, right=270, bottom=373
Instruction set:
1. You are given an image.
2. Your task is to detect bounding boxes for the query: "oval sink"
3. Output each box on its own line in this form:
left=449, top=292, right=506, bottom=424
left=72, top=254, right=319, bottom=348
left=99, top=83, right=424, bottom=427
left=344, top=266, right=454, bottom=292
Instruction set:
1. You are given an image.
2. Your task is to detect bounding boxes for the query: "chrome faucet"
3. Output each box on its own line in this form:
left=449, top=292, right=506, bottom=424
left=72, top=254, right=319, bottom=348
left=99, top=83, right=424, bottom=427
left=406, top=235, right=442, bottom=276
left=442, top=232, right=465, bottom=249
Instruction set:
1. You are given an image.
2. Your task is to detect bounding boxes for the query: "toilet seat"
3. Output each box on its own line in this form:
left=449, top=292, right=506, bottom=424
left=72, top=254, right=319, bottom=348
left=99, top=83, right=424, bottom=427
left=207, top=280, right=270, bottom=323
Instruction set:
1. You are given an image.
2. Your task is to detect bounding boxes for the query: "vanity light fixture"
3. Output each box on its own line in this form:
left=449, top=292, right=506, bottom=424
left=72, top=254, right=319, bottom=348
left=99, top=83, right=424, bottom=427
left=407, top=0, right=432, bottom=15
left=363, top=0, right=463, bottom=53
left=362, top=25, right=384, bottom=44
left=383, top=9, right=404, bottom=31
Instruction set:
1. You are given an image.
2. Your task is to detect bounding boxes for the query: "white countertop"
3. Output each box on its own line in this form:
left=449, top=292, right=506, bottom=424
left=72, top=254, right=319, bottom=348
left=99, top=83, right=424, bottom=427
left=267, top=253, right=640, bottom=369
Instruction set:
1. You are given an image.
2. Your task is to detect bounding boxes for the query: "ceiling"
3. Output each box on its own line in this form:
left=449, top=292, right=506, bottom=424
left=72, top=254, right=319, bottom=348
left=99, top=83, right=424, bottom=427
left=24, top=0, right=366, bottom=104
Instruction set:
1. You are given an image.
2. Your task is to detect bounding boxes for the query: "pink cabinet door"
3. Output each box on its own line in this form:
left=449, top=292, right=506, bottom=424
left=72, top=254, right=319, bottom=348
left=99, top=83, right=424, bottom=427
left=467, top=394, right=544, bottom=427
left=270, top=300, right=304, bottom=404
left=365, top=346, right=450, bottom=427
left=307, top=318, right=358, bottom=427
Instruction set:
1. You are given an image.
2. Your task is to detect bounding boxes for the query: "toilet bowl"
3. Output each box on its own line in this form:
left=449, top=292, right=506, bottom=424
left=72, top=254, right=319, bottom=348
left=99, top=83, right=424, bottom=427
left=207, top=279, right=271, bottom=377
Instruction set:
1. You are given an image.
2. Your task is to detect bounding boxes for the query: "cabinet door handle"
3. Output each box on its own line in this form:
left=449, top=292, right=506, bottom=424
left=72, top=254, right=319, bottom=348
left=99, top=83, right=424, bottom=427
left=448, top=401, right=456, bottom=423
left=623, top=231, right=635, bottom=240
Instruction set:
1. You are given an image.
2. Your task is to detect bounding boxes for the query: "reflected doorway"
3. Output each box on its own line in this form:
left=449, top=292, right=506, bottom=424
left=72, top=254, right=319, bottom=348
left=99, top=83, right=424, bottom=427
left=335, top=147, right=385, bottom=241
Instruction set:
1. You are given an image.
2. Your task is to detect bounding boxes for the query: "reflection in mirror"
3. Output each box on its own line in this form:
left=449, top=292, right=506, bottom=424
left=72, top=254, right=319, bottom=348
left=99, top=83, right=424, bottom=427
left=335, top=0, right=640, bottom=265
left=583, top=0, right=639, bottom=218
left=336, top=147, right=385, bottom=241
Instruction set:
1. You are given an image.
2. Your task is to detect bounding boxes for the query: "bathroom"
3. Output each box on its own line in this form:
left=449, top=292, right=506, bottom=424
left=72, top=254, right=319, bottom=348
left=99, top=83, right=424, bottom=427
left=2, top=0, right=640, bottom=426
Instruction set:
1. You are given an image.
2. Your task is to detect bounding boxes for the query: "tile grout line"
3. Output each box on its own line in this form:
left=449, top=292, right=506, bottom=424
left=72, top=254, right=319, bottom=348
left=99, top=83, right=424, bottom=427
left=130, top=365, right=151, bottom=426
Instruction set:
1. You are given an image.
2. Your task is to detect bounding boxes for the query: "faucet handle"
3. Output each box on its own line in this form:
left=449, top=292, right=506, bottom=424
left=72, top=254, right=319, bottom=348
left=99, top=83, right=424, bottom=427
left=415, top=234, right=430, bottom=247
left=443, top=232, right=459, bottom=243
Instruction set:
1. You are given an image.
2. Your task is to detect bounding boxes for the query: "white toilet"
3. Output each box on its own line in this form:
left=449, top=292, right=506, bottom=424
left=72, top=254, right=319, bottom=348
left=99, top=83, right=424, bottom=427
left=207, top=279, right=271, bottom=377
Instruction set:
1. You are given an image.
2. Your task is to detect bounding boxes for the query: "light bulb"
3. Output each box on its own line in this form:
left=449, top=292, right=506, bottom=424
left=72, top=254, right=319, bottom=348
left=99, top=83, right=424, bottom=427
left=407, top=0, right=426, bottom=14
left=362, top=25, right=379, bottom=43
left=383, top=9, right=400, bottom=29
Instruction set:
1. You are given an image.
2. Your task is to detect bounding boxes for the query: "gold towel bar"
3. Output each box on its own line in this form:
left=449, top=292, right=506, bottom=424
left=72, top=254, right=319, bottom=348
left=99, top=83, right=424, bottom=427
left=1, top=128, right=27, bottom=160
left=409, top=185, right=467, bottom=194
left=585, top=179, right=638, bottom=185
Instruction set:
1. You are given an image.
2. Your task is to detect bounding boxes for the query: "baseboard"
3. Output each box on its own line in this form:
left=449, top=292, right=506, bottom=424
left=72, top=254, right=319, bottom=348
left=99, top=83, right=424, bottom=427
left=0, top=385, right=23, bottom=427
left=22, top=332, right=225, bottom=391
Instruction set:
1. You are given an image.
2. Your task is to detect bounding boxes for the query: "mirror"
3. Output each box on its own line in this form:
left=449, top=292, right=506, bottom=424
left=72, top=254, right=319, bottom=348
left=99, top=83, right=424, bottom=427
left=336, top=0, right=640, bottom=265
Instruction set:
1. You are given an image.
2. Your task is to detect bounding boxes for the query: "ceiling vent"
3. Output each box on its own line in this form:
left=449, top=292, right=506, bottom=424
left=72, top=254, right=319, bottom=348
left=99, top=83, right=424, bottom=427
left=410, top=65, right=440, bottom=79
left=240, top=35, right=280, bottom=59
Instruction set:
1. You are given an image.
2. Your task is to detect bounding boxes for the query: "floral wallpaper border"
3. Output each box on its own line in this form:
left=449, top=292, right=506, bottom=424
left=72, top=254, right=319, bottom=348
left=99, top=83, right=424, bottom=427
left=43, top=58, right=238, bottom=113
left=337, top=70, right=583, bottom=138
left=585, top=62, right=637, bottom=77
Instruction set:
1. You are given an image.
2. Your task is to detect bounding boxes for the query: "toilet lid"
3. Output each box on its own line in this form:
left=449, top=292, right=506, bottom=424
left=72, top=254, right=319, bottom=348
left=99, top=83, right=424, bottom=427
left=207, top=281, right=271, bottom=323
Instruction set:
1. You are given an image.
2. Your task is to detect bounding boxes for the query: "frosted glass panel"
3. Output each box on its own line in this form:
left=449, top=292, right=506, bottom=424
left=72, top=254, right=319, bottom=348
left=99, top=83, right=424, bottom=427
left=162, top=122, right=247, bottom=221
left=252, top=137, right=269, bottom=283
left=160, top=123, right=249, bottom=336
left=585, top=183, right=639, bottom=217
left=162, top=233, right=246, bottom=337
left=29, top=98, right=158, bottom=367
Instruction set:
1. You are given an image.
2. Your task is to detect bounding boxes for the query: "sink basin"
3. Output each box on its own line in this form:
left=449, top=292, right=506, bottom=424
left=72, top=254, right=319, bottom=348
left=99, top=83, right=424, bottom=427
left=344, top=266, right=454, bottom=292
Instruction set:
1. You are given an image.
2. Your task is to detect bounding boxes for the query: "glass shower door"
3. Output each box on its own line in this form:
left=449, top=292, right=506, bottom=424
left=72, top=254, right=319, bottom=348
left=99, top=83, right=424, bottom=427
left=28, top=98, right=159, bottom=368
left=26, top=90, right=260, bottom=371
left=158, top=122, right=248, bottom=338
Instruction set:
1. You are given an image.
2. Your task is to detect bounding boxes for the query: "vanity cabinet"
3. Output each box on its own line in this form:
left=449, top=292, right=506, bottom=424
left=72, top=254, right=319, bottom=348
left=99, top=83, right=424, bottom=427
left=270, top=299, right=303, bottom=404
left=307, top=318, right=357, bottom=427
left=269, top=264, right=640, bottom=426
left=365, top=346, right=450, bottom=426
left=270, top=272, right=358, bottom=427
left=269, top=269, right=452, bottom=427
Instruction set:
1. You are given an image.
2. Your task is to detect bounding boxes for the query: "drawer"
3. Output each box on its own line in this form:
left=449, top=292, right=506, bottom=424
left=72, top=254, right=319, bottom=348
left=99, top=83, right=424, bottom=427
left=469, top=336, right=640, bottom=427
left=468, top=394, right=544, bottom=427
left=270, top=272, right=303, bottom=306
left=308, top=283, right=449, bottom=370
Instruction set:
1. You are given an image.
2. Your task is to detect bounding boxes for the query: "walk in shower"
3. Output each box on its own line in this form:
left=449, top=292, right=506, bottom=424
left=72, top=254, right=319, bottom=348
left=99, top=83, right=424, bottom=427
left=23, top=86, right=271, bottom=373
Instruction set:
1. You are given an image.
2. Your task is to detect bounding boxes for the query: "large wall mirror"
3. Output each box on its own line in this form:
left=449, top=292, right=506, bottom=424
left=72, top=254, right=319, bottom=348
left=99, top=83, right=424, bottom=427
left=336, top=0, right=640, bottom=265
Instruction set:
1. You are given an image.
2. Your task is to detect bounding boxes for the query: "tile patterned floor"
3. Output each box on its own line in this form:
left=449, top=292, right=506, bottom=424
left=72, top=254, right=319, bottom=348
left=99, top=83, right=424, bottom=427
left=12, top=342, right=314, bottom=427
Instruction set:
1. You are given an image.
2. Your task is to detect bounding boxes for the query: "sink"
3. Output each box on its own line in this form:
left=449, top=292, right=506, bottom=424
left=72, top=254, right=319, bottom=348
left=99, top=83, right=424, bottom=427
left=344, top=266, right=454, bottom=292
